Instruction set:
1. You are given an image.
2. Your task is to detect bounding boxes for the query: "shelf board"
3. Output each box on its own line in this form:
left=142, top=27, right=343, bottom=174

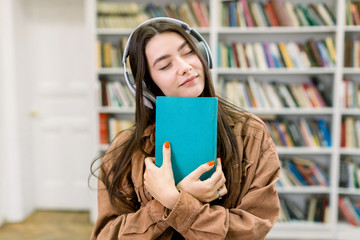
left=344, top=26, right=360, bottom=32
left=98, top=106, right=135, bottom=113
left=338, top=188, right=360, bottom=195
left=341, top=108, right=360, bottom=115
left=277, top=186, right=330, bottom=194
left=340, top=148, right=360, bottom=155
left=276, top=147, right=332, bottom=155
left=336, top=222, right=360, bottom=238
left=216, top=67, right=336, bottom=75
left=97, top=68, right=124, bottom=75
left=249, top=107, right=333, bottom=115
left=218, top=26, right=336, bottom=34
left=97, top=28, right=132, bottom=35
left=268, top=222, right=332, bottom=239
left=343, top=68, right=360, bottom=74
left=97, top=27, right=210, bottom=35
left=99, top=144, right=109, bottom=152
left=99, top=67, right=337, bottom=76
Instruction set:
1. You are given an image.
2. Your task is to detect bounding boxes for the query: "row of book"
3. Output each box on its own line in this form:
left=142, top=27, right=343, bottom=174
left=338, top=196, right=360, bottom=226
left=99, top=113, right=134, bottom=145
left=278, top=196, right=329, bottom=223
left=217, top=38, right=336, bottom=69
left=97, top=1, right=209, bottom=29
left=346, top=0, right=360, bottom=26
left=277, top=157, right=329, bottom=187
left=221, top=0, right=335, bottom=28
left=217, top=76, right=330, bottom=109
left=340, top=156, right=360, bottom=189
left=341, top=116, right=360, bottom=148
left=263, top=118, right=332, bottom=148
left=99, top=78, right=135, bottom=107
left=343, top=77, right=360, bottom=108
left=97, top=38, right=128, bottom=69
left=344, top=35, right=360, bottom=68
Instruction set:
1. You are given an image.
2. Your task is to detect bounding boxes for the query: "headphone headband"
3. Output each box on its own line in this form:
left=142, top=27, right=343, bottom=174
left=122, top=17, right=213, bottom=109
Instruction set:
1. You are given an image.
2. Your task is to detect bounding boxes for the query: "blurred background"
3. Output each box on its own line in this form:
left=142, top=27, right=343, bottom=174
left=2, top=0, right=360, bottom=240
left=0, top=0, right=97, bottom=239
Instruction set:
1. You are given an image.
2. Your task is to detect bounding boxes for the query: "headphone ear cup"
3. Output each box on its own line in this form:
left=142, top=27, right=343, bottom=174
left=196, top=41, right=211, bottom=68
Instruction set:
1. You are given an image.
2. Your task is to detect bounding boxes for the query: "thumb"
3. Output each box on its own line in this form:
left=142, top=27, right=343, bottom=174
left=187, top=160, right=215, bottom=180
left=161, top=141, right=172, bottom=168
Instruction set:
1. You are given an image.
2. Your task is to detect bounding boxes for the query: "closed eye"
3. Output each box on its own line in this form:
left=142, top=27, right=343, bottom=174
left=185, top=49, right=194, bottom=55
left=159, top=63, right=171, bottom=70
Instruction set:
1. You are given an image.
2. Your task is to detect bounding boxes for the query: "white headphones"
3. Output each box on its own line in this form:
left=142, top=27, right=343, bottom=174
left=122, top=17, right=213, bottom=109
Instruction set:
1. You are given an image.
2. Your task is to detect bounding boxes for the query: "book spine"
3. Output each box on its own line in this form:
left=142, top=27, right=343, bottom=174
left=240, top=0, right=254, bottom=27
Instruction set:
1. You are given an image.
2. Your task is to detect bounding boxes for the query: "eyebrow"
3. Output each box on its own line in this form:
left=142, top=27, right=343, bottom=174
left=152, top=41, right=188, bottom=67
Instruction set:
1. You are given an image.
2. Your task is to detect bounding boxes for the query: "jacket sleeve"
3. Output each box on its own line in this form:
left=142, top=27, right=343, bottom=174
left=90, top=131, right=172, bottom=240
left=161, top=137, right=280, bottom=240
left=90, top=177, right=173, bottom=240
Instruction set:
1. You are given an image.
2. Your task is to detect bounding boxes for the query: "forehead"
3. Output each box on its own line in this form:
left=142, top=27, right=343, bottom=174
left=145, top=32, right=187, bottom=56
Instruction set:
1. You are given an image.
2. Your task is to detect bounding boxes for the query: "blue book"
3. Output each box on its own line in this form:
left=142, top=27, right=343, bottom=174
left=229, top=2, right=238, bottom=27
left=286, top=161, right=308, bottom=186
left=317, top=119, right=332, bottom=147
left=155, top=96, right=218, bottom=185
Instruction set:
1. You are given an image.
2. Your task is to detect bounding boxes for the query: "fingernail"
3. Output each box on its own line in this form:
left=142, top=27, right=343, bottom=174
left=207, top=160, right=215, bottom=166
left=217, top=158, right=221, bottom=163
left=165, top=141, right=170, bottom=149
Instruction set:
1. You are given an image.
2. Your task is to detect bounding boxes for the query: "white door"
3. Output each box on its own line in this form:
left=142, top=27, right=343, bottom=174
left=25, top=0, right=95, bottom=210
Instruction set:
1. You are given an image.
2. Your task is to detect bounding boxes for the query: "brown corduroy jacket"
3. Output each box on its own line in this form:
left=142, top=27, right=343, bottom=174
left=90, top=113, right=280, bottom=240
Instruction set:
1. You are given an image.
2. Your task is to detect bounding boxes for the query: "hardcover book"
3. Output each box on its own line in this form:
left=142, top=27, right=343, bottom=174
left=155, top=96, right=218, bottom=185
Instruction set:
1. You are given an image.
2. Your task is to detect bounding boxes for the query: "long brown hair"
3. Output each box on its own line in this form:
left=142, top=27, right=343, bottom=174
left=92, top=20, right=248, bottom=208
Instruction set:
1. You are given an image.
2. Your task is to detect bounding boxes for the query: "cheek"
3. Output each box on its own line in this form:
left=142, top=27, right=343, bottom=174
left=151, top=73, right=175, bottom=94
left=193, top=57, right=204, bottom=73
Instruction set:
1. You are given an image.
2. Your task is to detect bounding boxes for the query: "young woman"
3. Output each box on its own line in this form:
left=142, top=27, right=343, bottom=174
left=91, top=18, right=280, bottom=240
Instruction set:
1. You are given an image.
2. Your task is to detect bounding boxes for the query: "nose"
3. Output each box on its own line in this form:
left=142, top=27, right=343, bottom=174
left=177, top=57, right=192, bottom=75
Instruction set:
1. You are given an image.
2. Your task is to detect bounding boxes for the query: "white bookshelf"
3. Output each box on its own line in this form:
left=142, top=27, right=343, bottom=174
left=92, top=0, right=360, bottom=239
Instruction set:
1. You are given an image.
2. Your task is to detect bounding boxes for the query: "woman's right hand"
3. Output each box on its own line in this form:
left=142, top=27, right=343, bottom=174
left=176, top=158, right=227, bottom=203
left=144, top=141, right=179, bottom=210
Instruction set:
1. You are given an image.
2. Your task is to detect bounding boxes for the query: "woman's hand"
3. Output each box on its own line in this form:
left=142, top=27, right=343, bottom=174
left=177, top=158, right=227, bottom=203
left=144, top=141, right=179, bottom=210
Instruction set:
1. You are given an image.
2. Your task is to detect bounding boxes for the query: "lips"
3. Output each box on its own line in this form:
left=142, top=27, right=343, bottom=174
left=180, top=75, right=198, bottom=86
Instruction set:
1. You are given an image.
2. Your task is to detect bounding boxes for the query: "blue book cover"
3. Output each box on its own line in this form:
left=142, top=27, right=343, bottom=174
left=155, top=96, right=218, bottom=185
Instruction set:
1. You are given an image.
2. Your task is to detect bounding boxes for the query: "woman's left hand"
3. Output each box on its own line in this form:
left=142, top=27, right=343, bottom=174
left=177, top=158, right=227, bottom=203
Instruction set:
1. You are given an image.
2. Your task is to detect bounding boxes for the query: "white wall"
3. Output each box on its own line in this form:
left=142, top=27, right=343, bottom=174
left=0, top=0, right=96, bottom=223
left=0, top=0, right=6, bottom=227
left=0, top=0, right=33, bottom=223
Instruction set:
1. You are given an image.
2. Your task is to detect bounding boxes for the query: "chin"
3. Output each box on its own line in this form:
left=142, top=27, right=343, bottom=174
left=184, top=88, right=204, bottom=97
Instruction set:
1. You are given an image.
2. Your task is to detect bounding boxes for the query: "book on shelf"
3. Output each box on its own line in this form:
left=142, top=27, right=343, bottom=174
left=97, top=1, right=209, bottom=29
left=341, top=116, right=360, bottom=148
left=342, top=77, right=360, bottom=108
left=97, top=38, right=128, bottom=69
left=98, top=77, right=135, bottom=107
left=277, top=157, right=329, bottom=187
left=108, top=118, right=135, bottom=142
left=339, top=156, right=360, bottom=189
left=262, top=117, right=331, bottom=148
left=220, top=0, right=335, bottom=27
left=345, top=0, right=360, bottom=26
left=284, top=1, right=300, bottom=27
left=99, top=113, right=109, bottom=145
left=306, top=196, right=329, bottom=223
left=343, top=35, right=360, bottom=68
left=217, top=37, right=336, bottom=69
left=338, top=196, right=360, bottom=226
left=278, top=196, right=329, bottom=223
left=98, top=113, right=134, bottom=145
left=217, top=76, right=330, bottom=110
